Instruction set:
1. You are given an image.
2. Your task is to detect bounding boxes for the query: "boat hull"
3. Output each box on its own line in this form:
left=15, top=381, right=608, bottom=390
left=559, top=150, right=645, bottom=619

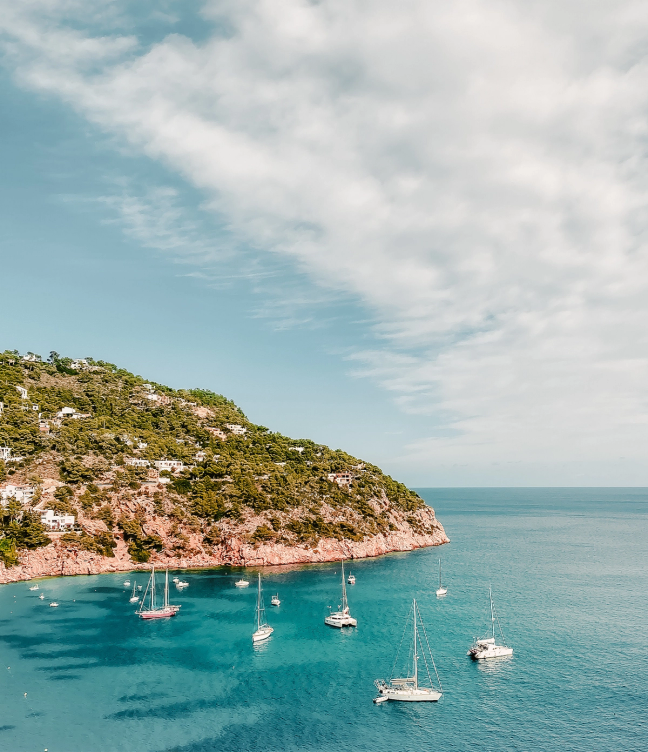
left=139, top=609, right=177, bottom=619
left=468, top=647, right=513, bottom=660
left=436, top=588, right=447, bottom=596
left=252, top=627, right=274, bottom=642
left=324, top=613, right=357, bottom=628
left=378, top=689, right=442, bottom=702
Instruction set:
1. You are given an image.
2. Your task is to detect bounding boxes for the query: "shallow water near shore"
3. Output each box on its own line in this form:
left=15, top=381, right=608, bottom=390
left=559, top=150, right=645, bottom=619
left=1, top=488, right=647, bottom=752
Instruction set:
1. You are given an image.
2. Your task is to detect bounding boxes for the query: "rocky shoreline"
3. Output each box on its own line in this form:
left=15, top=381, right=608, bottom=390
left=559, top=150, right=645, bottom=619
left=0, top=525, right=449, bottom=584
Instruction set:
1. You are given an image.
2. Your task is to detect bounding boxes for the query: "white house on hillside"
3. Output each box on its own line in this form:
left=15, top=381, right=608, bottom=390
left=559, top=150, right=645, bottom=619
left=225, top=424, right=247, bottom=435
left=154, top=460, right=184, bottom=472
left=40, top=509, right=75, bottom=531
left=125, top=458, right=150, bottom=468
left=0, top=484, right=36, bottom=505
left=328, top=472, right=355, bottom=487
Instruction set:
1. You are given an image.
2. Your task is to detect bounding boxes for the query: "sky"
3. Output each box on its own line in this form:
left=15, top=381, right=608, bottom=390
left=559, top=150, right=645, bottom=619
left=1, top=0, right=648, bottom=487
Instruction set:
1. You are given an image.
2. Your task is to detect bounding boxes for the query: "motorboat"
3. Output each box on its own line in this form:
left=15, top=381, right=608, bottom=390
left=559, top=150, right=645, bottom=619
left=39, top=594, right=45, bottom=600
left=270, top=594, right=281, bottom=606
left=324, top=560, right=357, bottom=628
left=29, top=585, right=39, bottom=591
left=49, top=602, right=59, bottom=608
left=347, top=574, right=356, bottom=585
left=467, top=587, right=513, bottom=660
left=235, top=579, right=250, bottom=588
left=252, top=574, right=274, bottom=643
left=123, top=580, right=131, bottom=586
left=374, top=599, right=443, bottom=703
left=176, top=581, right=189, bottom=588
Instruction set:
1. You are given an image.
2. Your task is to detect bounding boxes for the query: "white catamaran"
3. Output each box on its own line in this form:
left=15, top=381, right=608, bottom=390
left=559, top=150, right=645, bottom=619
left=374, top=599, right=443, bottom=703
left=252, top=573, right=274, bottom=643
left=324, top=560, right=357, bottom=628
left=137, top=568, right=180, bottom=619
left=467, top=586, right=513, bottom=660
left=436, top=559, right=447, bottom=597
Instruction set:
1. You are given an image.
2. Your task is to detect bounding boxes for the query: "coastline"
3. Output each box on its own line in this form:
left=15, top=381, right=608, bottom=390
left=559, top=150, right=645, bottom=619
left=0, top=525, right=449, bottom=584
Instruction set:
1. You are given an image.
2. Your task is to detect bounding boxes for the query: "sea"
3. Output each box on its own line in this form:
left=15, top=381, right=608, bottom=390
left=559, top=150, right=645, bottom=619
left=1, top=488, right=646, bottom=752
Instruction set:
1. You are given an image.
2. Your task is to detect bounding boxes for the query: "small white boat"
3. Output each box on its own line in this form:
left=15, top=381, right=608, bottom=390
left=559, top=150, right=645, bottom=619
left=138, top=585, right=142, bottom=591
left=129, top=582, right=139, bottom=603
left=39, top=594, right=45, bottom=600
left=172, top=577, right=179, bottom=583
left=271, top=594, right=281, bottom=606
left=347, top=574, right=356, bottom=585
left=325, top=560, right=357, bottom=628
left=252, top=574, right=274, bottom=643
left=49, top=602, right=59, bottom=608
left=436, top=559, right=447, bottom=597
left=374, top=599, right=443, bottom=703
left=176, top=581, right=189, bottom=588
left=467, top=587, right=513, bottom=660
left=235, top=579, right=250, bottom=588
left=29, top=585, right=39, bottom=591
left=123, top=580, right=131, bottom=587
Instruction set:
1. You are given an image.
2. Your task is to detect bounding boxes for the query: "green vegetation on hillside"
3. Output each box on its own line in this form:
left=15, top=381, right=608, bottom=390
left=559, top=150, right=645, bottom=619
left=0, top=350, right=430, bottom=566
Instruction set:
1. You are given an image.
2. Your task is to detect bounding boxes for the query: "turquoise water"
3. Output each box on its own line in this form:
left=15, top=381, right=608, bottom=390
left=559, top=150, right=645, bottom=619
left=1, top=488, right=647, bottom=752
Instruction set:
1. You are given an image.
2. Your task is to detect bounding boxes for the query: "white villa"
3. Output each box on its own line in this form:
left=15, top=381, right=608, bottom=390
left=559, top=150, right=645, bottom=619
left=154, top=460, right=184, bottom=472
left=40, top=509, right=76, bottom=531
left=328, top=472, right=355, bottom=487
left=125, top=458, right=150, bottom=468
left=0, top=484, right=36, bottom=505
left=225, top=424, right=247, bottom=435
left=0, top=446, right=11, bottom=461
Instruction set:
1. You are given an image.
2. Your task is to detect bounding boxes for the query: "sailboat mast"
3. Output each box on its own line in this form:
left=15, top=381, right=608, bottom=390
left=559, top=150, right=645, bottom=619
left=151, top=566, right=156, bottom=610
left=439, top=559, right=442, bottom=588
left=490, top=586, right=495, bottom=640
left=413, top=599, right=418, bottom=689
left=257, top=573, right=262, bottom=630
left=164, top=569, right=169, bottom=609
left=341, top=560, right=347, bottom=612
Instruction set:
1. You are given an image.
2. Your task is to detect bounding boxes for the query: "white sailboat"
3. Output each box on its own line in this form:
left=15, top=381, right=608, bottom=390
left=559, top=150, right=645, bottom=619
left=29, top=584, right=39, bottom=591
left=436, top=559, right=447, bottom=597
left=467, top=586, right=513, bottom=659
left=137, top=567, right=181, bottom=619
left=374, top=599, right=443, bottom=702
left=129, top=581, right=139, bottom=603
left=252, top=573, right=274, bottom=642
left=324, top=560, right=357, bottom=628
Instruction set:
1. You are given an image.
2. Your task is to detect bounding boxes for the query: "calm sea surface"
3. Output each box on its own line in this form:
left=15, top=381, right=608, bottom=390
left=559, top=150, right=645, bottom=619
left=1, top=488, right=647, bottom=752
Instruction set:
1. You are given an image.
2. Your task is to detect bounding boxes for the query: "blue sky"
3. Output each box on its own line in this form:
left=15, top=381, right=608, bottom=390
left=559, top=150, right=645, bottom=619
left=2, top=0, right=648, bottom=486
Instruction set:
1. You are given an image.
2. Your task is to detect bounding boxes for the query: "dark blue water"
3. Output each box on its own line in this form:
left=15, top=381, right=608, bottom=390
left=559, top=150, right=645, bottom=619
left=1, top=488, right=646, bottom=751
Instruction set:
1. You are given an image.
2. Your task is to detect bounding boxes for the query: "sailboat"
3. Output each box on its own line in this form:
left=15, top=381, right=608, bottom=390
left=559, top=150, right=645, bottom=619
left=436, top=559, right=447, bottom=597
left=374, top=599, right=443, bottom=703
left=324, top=560, right=357, bottom=627
left=467, top=586, right=513, bottom=659
left=137, top=567, right=181, bottom=619
left=252, top=573, right=274, bottom=642
left=29, top=584, right=39, bottom=591
left=129, top=581, right=139, bottom=603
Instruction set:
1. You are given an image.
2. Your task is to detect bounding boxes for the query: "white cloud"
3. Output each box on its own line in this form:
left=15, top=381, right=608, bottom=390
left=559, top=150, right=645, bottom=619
left=3, top=0, right=648, bottom=477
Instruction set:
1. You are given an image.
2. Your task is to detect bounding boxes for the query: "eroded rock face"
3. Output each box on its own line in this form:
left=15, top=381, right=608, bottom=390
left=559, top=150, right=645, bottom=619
left=0, top=509, right=449, bottom=583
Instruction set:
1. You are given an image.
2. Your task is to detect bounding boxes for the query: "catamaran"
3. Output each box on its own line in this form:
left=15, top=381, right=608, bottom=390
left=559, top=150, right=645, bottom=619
left=467, top=586, right=513, bottom=660
left=137, top=567, right=180, bottom=619
left=436, top=559, right=447, bottom=597
left=252, top=573, right=274, bottom=642
left=324, top=560, right=357, bottom=628
left=129, top=581, right=139, bottom=603
left=374, top=599, right=443, bottom=703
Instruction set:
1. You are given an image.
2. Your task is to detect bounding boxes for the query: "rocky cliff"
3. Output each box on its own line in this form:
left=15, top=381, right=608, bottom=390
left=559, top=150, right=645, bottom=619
left=0, top=351, right=448, bottom=582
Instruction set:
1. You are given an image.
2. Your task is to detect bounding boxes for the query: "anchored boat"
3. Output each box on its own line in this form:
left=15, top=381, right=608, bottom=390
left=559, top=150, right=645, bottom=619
left=129, top=581, right=139, bottom=603
left=137, top=568, right=180, bottom=619
left=325, top=560, right=357, bottom=628
left=374, top=599, right=443, bottom=703
left=252, top=574, right=274, bottom=643
left=435, top=559, right=447, bottom=597
left=467, top=586, right=513, bottom=659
